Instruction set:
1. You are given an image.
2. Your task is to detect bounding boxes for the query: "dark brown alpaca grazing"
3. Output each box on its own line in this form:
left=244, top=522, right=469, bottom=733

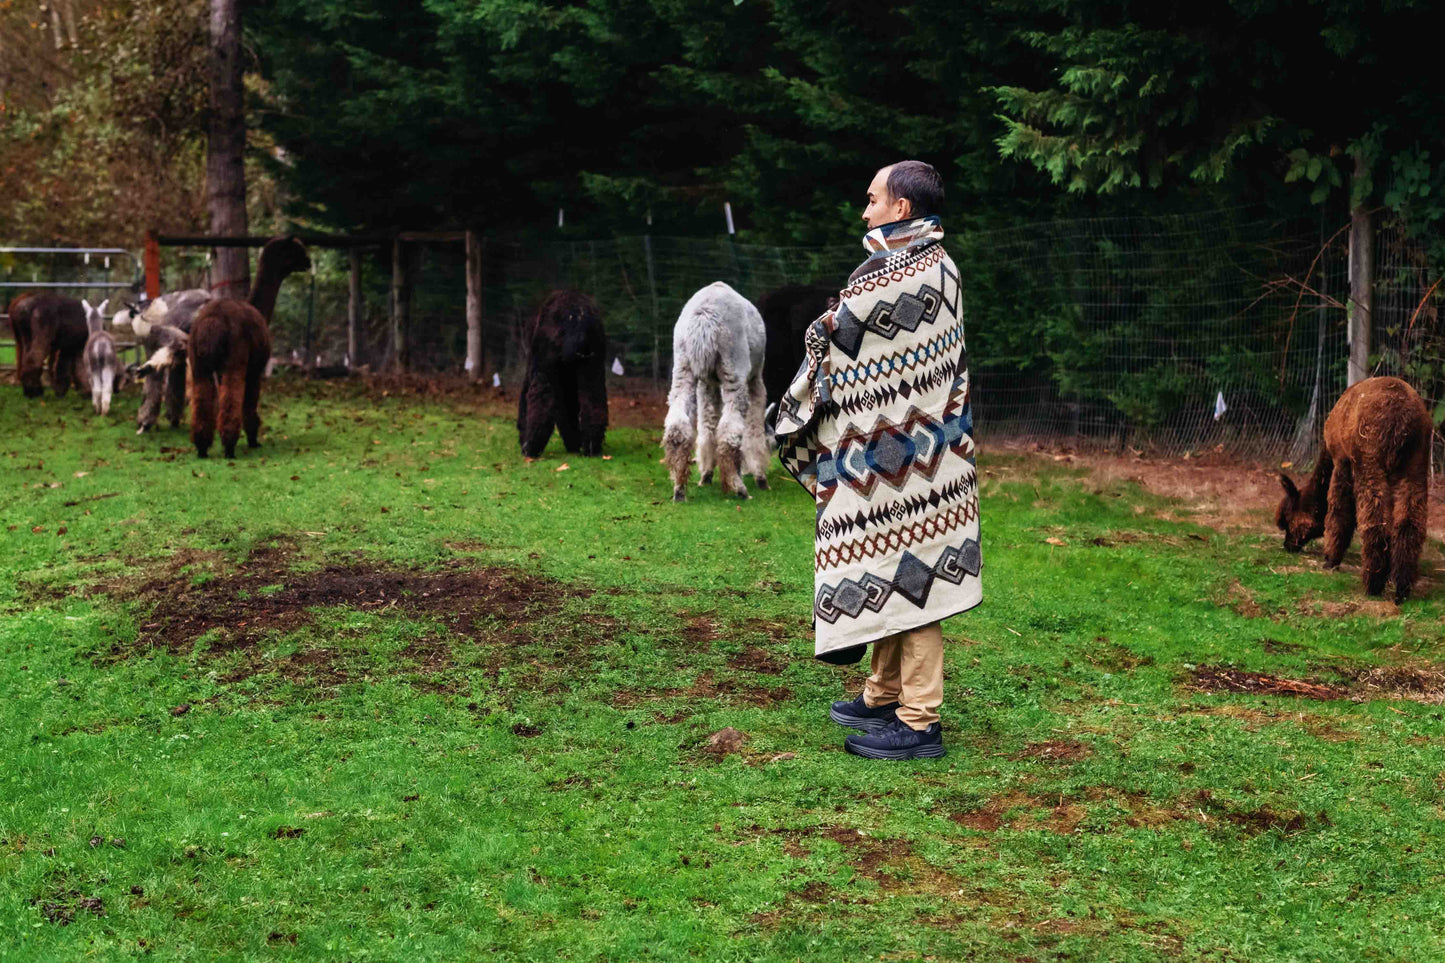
left=1277, top=376, right=1432, bottom=604
left=517, top=290, right=609, bottom=458
left=188, top=237, right=310, bottom=458
left=9, top=293, right=88, bottom=398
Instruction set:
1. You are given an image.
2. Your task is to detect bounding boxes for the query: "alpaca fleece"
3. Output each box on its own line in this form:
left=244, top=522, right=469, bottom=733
left=1277, top=376, right=1431, bottom=604
left=759, top=283, right=838, bottom=408
left=133, top=289, right=212, bottom=433
left=662, top=282, right=770, bottom=500
left=517, top=290, right=609, bottom=458
left=10, top=293, right=87, bottom=398
left=776, top=216, right=981, bottom=657
left=187, top=236, right=309, bottom=459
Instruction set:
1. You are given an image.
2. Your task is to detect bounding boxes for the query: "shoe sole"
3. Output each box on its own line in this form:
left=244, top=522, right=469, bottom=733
left=828, top=706, right=896, bottom=732
left=844, top=740, right=945, bottom=760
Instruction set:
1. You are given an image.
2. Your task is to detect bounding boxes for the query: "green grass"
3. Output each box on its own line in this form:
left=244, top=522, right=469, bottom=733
left=2, top=378, right=1444, bottom=961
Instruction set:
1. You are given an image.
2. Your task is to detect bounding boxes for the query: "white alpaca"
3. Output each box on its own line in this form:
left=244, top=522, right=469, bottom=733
left=663, top=282, right=769, bottom=501
left=81, top=299, right=124, bottom=415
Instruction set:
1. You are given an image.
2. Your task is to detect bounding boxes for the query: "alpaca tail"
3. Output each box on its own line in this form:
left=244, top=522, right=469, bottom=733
left=189, top=315, right=230, bottom=380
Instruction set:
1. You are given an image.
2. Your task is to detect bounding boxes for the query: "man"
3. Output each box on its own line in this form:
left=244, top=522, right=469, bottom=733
left=775, top=161, right=982, bottom=760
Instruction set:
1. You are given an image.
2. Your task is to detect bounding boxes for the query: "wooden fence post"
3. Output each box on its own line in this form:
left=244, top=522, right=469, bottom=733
left=390, top=236, right=408, bottom=372
left=348, top=248, right=363, bottom=368
left=465, top=229, right=483, bottom=383
left=1347, top=154, right=1374, bottom=387
left=144, top=232, right=161, bottom=299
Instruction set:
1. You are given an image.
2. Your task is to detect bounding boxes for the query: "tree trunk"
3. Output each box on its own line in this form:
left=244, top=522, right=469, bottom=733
left=48, top=3, right=64, bottom=50
left=207, top=0, right=249, bottom=300
left=465, top=230, right=483, bottom=382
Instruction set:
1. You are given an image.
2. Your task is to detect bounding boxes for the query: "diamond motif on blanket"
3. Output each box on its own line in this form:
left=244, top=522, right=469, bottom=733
left=830, top=302, right=866, bottom=360
left=891, top=551, right=935, bottom=608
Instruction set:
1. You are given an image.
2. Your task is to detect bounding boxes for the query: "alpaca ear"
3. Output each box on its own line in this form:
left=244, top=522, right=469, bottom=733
left=82, top=299, right=94, bottom=316
left=1278, top=473, right=1299, bottom=502
left=97, top=299, right=109, bottom=318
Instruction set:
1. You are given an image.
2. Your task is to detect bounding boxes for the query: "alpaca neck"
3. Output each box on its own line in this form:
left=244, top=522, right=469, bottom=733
left=1300, top=450, right=1334, bottom=521
left=248, top=262, right=292, bottom=323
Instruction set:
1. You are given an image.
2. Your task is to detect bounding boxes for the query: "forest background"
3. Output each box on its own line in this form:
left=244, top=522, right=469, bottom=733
left=4, top=0, right=1445, bottom=450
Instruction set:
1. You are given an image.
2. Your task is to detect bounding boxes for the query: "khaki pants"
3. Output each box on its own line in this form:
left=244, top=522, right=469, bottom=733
left=862, top=621, right=943, bottom=730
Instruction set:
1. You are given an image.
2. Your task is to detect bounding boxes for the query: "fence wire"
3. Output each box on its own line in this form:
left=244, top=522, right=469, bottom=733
left=6, top=209, right=1443, bottom=467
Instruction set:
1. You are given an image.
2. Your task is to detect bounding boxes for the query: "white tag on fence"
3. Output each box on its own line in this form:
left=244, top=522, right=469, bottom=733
left=464, top=356, right=473, bottom=372
left=611, top=357, right=625, bottom=376
left=492, top=373, right=501, bottom=388
left=1214, top=391, right=1227, bottom=421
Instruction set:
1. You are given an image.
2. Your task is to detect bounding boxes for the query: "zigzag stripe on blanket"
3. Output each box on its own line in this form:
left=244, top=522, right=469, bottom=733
left=776, top=216, right=982, bottom=657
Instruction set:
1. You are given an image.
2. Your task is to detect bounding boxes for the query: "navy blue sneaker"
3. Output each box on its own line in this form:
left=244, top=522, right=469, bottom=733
left=829, top=693, right=901, bottom=732
left=844, top=719, right=945, bottom=760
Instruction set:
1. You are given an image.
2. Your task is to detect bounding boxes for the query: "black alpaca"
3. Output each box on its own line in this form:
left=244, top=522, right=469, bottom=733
left=517, top=290, right=609, bottom=458
left=758, top=283, right=839, bottom=408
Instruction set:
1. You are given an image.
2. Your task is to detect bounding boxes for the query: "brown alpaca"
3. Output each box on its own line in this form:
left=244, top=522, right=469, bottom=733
left=9, top=293, right=88, bottom=398
left=1277, top=376, right=1432, bottom=604
left=188, top=236, right=310, bottom=458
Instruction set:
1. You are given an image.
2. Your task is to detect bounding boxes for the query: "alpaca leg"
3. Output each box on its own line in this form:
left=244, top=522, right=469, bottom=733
left=662, top=366, right=697, bottom=501
left=696, top=379, right=720, bottom=486
left=554, top=368, right=583, bottom=453
left=242, top=363, right=264, bottom=448
left=1389, top=469, right=1429, bottom=604
left=138, top=372, right=162, bottom=432
left=576, top=358, right=609, bottom=456
left=218, top=364, right=246, bottom=459
left=98, top=369, right=114, bottom=416
left=166, top=360, right=188, bottom=428
left=190, top=373, right=218, bottom=458
left=1322, top=461, right=1356, bottom=569
left=50, top=350, right=70, bottom=397
left=519, top=367, right=557, bottom=458
left=744, top=367, right=769, bottom=490
left=1354, top=469, right=1392, bottom=596
left=716, top=372, right=750, bottom=498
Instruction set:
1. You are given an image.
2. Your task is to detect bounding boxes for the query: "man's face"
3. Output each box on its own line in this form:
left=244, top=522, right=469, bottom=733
left=861, top=167, right=911, bottom=229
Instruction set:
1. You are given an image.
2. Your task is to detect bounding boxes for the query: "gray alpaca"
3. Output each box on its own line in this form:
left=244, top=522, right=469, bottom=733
left=124, top=289, right=211, bottom=433
left=81, top=299, right=125, bottom=415
left=662, top=282, right=769, bottom=501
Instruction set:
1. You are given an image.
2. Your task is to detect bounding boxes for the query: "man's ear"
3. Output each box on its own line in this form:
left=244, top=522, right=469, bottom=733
left=896, top=197, right=913, bottom=220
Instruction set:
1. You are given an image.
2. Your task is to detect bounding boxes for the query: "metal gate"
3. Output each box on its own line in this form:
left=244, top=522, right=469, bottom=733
left=1, top=247, right=144, bottom=370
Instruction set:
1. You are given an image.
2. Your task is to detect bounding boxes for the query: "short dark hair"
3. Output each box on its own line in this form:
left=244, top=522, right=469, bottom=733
left=885, top=160, right=944, bottom=218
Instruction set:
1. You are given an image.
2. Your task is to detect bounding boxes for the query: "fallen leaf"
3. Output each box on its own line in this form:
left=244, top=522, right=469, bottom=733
left=1045, top=537, right=1066, bottom=546
left=1281, top=461, right=1293, bottom=469
left=556, top=463, right=570, bottom=472
left=705, top=727, right=749, bottom=755
left=601, top=455, right=613, bottom=460
left=73, top=471, right=89, bottom=478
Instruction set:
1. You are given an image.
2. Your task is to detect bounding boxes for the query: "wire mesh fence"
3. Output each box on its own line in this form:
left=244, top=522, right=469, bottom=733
left=270, top=209, right=1395, bottom=465
left=5, top=209, right=1442, bottom=468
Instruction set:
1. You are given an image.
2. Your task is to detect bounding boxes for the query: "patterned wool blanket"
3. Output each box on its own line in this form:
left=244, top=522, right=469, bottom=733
left=775, top=216, right=982, bottom=659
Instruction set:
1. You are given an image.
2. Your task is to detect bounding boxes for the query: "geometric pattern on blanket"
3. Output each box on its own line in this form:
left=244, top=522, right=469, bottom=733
left=775, top=215, right=982, bottom=655
left=815, top=538, right=982, bottom=624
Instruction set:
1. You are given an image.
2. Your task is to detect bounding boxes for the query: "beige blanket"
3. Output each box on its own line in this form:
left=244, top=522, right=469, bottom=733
left=775, top=216, right=982, bottom=657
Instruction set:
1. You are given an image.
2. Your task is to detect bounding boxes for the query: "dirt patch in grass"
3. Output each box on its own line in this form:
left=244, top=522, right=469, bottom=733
left=1190, top=666, right=1345, bottom=700
left=726, top=645, right=786, bottom=675
left=1012, top=739, right=1092, bottom=763
left=949, top=785, right=1326, bottom=838
left=1192, top=661, right=1445, bottom=704
left=614, top=669, right=792, bottom=712
left=89, top=545, right=606, bottom=691
left=1222, top=580, right=1274, bottom=620
left=1083, top=640, right=1155, bottom=672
